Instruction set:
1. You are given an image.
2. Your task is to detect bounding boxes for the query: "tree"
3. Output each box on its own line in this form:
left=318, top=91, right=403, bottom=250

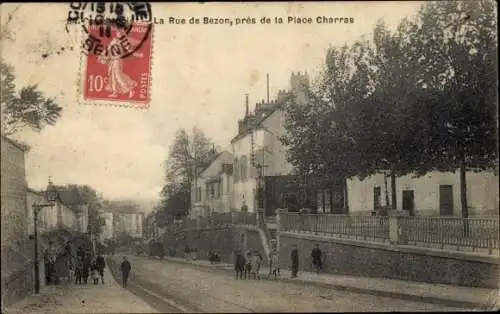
left=354, top=18, right=429, bottom=211
left=413, top=0, right=498, bottom=219
left=281, top=40, right=375, bottom=213
left=159, top=127, right=216, bottom=219
left=1, top=60, right=63, bottom=135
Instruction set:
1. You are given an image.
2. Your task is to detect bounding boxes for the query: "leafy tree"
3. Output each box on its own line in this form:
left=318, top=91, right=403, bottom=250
left=159, top=127, right=216, bottom=220
left=1, top=60, right=63, bottom=135
left=352, top=18, right=430, bottom=211
left=413, top=0, right=498, bottom=219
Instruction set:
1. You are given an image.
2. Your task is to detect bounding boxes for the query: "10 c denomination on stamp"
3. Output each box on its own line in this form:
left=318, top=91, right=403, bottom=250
left=81, top=23, right=153, bottom=107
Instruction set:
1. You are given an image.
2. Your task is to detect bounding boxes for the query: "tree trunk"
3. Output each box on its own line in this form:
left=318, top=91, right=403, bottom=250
left=343, top=176, right=349, bottom=214
left=390, top=167, right=397, bottom=211
left=384, top=171, right=390, bottom=208
left=459, top=155, right=469, bottom=236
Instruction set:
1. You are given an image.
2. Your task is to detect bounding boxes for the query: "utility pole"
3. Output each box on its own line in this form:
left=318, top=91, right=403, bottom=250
left=266, top=73, right=270, bottom=103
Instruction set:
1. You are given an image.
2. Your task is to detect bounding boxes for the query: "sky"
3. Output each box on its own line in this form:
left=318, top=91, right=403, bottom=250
left=1, top=2, right=423, bottom=209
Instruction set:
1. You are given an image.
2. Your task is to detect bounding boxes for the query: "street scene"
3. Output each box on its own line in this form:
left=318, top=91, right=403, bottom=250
left=1, top=2, right=499, bottom=313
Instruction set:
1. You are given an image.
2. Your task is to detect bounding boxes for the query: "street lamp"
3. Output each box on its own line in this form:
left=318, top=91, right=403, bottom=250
left=32, top=178, right=58, bottom=294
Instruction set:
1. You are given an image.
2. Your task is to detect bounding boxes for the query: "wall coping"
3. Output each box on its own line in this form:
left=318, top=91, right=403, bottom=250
left=279, top=231, right=499, bottom=265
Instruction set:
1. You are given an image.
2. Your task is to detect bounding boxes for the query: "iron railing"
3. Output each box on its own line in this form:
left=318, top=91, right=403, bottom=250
left=280, top=213, right=390, bottom=240
left=399, top=216, right=499, bottom=252
left=232, top=212, right=257, bottom=226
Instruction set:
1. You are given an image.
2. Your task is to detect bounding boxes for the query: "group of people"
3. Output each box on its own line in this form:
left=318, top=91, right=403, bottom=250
left=43, top=243, right=107, bottom=286
left=233, top=244, right=323, bottom=280
left=234, top=250, right=264, bottom=280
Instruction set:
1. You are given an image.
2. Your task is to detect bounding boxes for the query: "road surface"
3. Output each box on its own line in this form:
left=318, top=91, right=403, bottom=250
left=108, top=255, right=467, bottom=313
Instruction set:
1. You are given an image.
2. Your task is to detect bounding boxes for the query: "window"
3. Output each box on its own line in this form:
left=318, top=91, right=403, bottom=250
left=240, top=155, right=248, bottom=181
left=373, top=187, right=381, bottom=210
left=197, top=187, right=202, bottom=202
left=234, top=158, right=239, bottom=182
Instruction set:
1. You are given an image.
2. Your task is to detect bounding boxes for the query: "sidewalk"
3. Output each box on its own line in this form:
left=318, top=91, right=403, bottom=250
left=163, top=256, right=499, bottom=310
left=3, top=265, right=158, bottom=314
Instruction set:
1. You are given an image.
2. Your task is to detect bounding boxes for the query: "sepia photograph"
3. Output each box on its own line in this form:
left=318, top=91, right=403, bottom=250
left=1, top=1, right=498, bottom=313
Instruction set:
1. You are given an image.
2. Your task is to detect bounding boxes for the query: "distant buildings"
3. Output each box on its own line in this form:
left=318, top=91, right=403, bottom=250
left=114, top=212, right=144, bottom=239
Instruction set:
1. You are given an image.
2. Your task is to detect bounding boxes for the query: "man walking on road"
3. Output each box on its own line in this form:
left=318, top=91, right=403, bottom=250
left=291, top=244, right=299, bottom=278
left=96, top=252, right=106, bottom=284
left=120, top=256, right=132, bottom=287
left=311, top=244, right=323, bottom=273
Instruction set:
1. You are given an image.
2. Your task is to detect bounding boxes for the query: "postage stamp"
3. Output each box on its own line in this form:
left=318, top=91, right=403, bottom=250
left=69, top=3, right=154, bottom=108
left=80, top=23, right=153, bottom=108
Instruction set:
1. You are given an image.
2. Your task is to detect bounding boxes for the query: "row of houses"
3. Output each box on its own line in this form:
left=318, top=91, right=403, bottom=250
left=190, top=72, right=499, bottom=219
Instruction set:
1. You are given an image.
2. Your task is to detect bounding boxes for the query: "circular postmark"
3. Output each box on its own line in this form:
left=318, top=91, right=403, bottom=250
left=66, top=2, right=153, bottom=59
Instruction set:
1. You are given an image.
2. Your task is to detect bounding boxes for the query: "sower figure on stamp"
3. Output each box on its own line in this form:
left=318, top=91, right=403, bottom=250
left=98, top=28, right=143, bottom=99
left=120, top=256, right=132, bottom=287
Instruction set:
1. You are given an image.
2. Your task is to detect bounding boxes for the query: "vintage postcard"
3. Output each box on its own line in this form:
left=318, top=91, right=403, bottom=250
left=1, top=2, right=498, bottom=313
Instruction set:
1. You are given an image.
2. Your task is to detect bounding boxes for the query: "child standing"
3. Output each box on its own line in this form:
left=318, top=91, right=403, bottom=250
left=268, top=249, right=280, bottom=279
left=250, top=250, right=263, bottom=280
left=90, top=260, right=99, bottom=285
left=244, top=251, right=252, bottom=280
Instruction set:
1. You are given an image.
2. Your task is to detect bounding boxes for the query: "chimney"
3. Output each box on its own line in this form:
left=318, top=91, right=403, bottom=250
left=266, top=73, right=270, bottom=104
left=245, top=94, right=249, bottom=117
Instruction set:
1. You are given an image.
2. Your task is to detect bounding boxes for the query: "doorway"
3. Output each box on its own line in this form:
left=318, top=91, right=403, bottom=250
left=439, top=185, right=454, bottom=216
left=402, top=190, right=415, bottom=216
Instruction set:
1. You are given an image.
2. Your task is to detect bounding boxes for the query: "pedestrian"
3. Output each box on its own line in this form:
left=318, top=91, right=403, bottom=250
left=82, top=253, right=90, bottom=284
left=268, top=248, right=280, bottom=279
left=234, top=250, right=245, bottom=280
left=291, top=244, right=299, bottom=278
left=120, top=256, right=132, bottom=287
left=184, top=246, right=190, bottom=261
left=244, top=251, right=252, bottom=280
left=311, top=244, right=323, bottom=273
left=91, top=260, right=100, bottom=285
left=75, top=257, right=83, bottom=285
left=250, top=250, right=263, bottom=280
left=95, top=252, right=106, bottom=284
left=43, top=248, right=52, bottom=285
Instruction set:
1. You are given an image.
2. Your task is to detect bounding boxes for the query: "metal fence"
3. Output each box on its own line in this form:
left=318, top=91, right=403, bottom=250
left=399, top=216, right=499, bottom=253
left=280, top=213, right=390, bottom=240
left=231, top=212, right=257, bottom=226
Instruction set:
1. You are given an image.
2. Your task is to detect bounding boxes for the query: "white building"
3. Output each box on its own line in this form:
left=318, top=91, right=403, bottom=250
left=100, top=212, right=113, bottom=240
left=231, top=73, right=307, bottom=214
left=347, top=170, right=499, bottom=216
left=191, top=151, right=234, bottom=218
left=26, top=188, right=79, bottom=235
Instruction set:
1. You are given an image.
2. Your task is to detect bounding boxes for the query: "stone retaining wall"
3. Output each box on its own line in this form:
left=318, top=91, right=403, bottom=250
left=279, top=232, right=499, bottom=289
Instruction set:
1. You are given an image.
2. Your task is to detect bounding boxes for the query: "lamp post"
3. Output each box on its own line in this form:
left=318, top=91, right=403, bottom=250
left=32, top=178, right=58, bottom=294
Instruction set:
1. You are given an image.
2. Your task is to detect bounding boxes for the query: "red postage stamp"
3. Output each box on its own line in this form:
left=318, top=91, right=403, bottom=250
left=80, top=22, right=153, bottom=108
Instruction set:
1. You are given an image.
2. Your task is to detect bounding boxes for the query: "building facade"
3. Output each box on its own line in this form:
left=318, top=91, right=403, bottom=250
left=1, top=136, right=32, bottom=306
left=100, top=212, right=113, bottom=241
left=114, top=212, right=144, bottom=239
left=231, top=73, right=307, bottom=214
left=190, top=151, right=234, bottom=218
left=347, top=170, right=499, bottom=216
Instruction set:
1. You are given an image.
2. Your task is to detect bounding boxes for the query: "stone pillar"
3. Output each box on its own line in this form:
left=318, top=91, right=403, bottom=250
left=389, top=211, right=408, bottom=245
